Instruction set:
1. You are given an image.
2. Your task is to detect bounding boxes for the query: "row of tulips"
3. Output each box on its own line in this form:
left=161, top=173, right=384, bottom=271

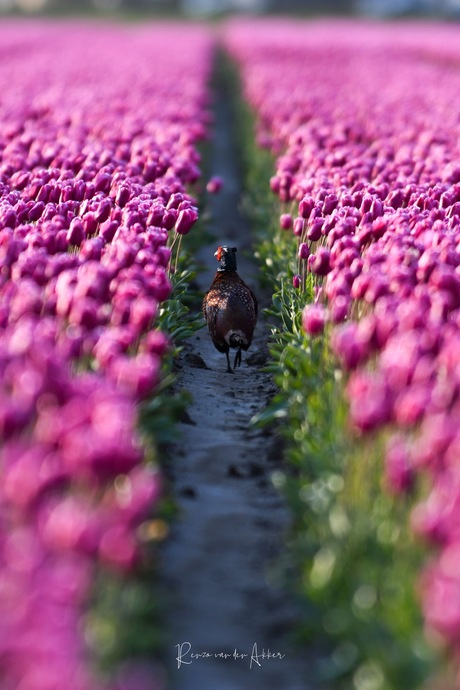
left=0, top=21, right=213, bottom=690
left=225, top=17, right=460, bottom=682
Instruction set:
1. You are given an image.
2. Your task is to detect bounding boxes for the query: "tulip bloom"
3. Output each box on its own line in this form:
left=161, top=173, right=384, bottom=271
left=302, top=304, right=327, bottom=336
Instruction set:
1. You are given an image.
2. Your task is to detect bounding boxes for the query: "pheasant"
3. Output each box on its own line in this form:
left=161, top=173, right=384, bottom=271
left=202, top=245, right=258, bottom=373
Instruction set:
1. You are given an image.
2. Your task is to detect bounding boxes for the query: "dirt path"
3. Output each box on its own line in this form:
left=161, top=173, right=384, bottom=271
left=158, top=63, right=315, bottom=690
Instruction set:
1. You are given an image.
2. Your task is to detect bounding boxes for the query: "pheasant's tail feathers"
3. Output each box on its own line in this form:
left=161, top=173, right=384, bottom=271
left=228, top=331, right=247, bottom=348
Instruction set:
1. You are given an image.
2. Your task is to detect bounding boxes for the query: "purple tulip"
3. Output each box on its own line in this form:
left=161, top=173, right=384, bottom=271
left=162, top=209, right=177, bottom=230
left=292, top=274, right=301, bottom=289
left=331, top=322, right=366, bottom=370
left=2, top=208, right=17, bottom=228
left=116, top=184, right=132, bottom=208
left=80, top=237, right=104, bottom=261
left=108, top=352, right=161, bottom=398
left=206, top=175, right=224, bottom=194
left=323, top=194, right=338, bottom=215
left=299, top=195, right=314, bottom=219
left=40, top=495, right=98, bottom=554
left=298, top=242, right=309, bottom=260
left=99, top=219, right=119, bottom=242
left=68, top=297, right=100, bottom=329
left=94, top=198, right=112, bottom=223
left=155, top=245, right=171, bottom=268
left=66, top=218, right=85, bottom=247
left=293, top=216, right=305, bottom=236
left=280, top=213, right=293, bottom=230
left=175, top=207, right=198, bottom=235
left=422, top=564, right=460, bottom=642
left=411, top=413, right=456, bottom=472
left=302, top=304, right=327, bottom=336
left=166, top=192, right=184, bottom=210
left=347, top=372, right=391, bottom=432
left=95, top=171, right=112, bottom=193
left=146, top=205, right=164, bottom=227
left=0, top=398, right=29, bottom=439
left=130, top=297, right=158, bottom=332
left=99, top=524, right=137, bottom=571
left=307, top=218, right=324, bottom=242
left=384, top=435, right=414, bottom=494
left=308, top=247, right=331, bottom=276
left=330, top=294, right=350, bottom=323
left=394, top=384, right=431, bottom=427
left=28, top=201, right=45, bottom=222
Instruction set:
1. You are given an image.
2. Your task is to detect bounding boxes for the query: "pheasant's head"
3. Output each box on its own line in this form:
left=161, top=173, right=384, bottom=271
left=215, top=245, right=237, bottom=272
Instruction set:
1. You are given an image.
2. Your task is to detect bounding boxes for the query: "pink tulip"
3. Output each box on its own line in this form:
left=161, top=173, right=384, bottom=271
left=66, top=218, right=85, bottom=247
left=331, top=323, right=366, bottom=370
left=347, top=372, right=392, bottom=432
left=302, top=304, right=327, bottom=336
left=206, top=175, right=223, bottom=194
left=175, top=207, right=198, bottom=235
left=422, top=566, right=460, bottom=641
left=141, top=329, right=171, bottom=357
left=280, top=213, right=293, bottom=230
left=308, top=247, right=331, bottom=276
left=298, top=242, right=309, bottom=260
left=99, top=525, right=137, bottom=571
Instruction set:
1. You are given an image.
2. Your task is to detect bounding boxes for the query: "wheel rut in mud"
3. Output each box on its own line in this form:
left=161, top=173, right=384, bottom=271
left=158, top=57, right=315, bottom=690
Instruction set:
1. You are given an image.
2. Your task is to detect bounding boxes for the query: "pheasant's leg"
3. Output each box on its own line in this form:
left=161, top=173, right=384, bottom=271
left=233, top=348, right=242, bottom=369
left=226, top=350, right=234, bottom=374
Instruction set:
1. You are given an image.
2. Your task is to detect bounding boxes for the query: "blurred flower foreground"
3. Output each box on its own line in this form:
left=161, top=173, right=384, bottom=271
left=0, top=19, right=212, bottom=690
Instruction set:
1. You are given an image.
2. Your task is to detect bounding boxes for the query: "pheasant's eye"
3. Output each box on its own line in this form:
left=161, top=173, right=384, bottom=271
left=215, top=246, right=223, bottom=261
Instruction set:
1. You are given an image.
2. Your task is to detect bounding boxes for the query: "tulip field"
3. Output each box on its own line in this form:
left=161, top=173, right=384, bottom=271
left=0, top=20, right=212, bottom=690
left=224, top=17, right=460, bottom=689
left=3, top=12, right=460, bottom=690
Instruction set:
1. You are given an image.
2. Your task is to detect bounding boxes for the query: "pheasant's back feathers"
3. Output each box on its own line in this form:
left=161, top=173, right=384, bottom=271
left=202, top=246, right=258, bottom=372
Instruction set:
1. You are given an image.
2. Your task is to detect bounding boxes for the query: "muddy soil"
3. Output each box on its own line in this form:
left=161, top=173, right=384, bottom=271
left=158, top=70, right=316, bottom=690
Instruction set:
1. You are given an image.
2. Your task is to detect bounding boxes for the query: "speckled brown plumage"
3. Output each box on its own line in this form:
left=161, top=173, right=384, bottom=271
left=202, top=246, right=258, bottom=373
